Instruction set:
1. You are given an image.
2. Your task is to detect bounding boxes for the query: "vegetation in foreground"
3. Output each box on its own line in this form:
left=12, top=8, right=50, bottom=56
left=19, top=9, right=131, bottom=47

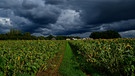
left=0, top=39, right=135, bottom=76
left=69, top=39, right=135, bottom=76
left=0, top=40, right=66, bottom=76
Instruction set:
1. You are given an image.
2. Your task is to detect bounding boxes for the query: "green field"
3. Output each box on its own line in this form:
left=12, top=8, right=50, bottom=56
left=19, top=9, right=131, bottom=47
left=0, top=39, right=135, bottom=76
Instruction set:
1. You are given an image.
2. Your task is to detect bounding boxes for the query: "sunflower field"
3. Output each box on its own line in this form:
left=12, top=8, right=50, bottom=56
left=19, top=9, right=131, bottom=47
left=0, top=40, right=66, bottom=76
left=69, top=39, right=135, bottom=76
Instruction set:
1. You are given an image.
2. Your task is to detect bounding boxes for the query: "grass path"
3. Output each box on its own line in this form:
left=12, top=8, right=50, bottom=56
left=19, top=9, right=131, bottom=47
left=37, top=42, right=87, bottom=76
left=59, top=42, right=86, bottom=76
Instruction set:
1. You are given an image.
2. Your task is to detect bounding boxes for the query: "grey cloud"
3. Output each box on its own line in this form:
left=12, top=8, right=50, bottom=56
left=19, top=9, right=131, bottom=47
left=55, top=9, right=83, bottom=29
left=99, top=19, right=135, bottom=32
left=0, top=28, right=10, bottom=33
left=69, top=32, right=91, bottom=38
left=0, top=0, right=44, bottom=9
left=34, top=9, right=84, bottom=35
left=73, top=19, right=135, bottom=37
left=22, top=0, right=45, bottom=9
left=0, top=9, right=14, bottom=17
left=0, top=8, right=34, bottom=33
left=31, top=33, right=44, bottom=37
left=82, top=19, right=135, bottom=33
left=0, top=0, right=22, bottom=9
left=120, top=30, right=135, bottom=38
left=45, top=0, right=67, bottom=5
left=0, top=17, right=12, bottom=33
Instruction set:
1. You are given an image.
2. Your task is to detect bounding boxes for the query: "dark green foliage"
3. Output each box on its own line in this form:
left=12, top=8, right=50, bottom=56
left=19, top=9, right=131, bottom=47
left=56, top=36, right=67, bottom=40
left=46, top=35, right=54, bottom=40
left=89, top=30, right=121, bottom=39
left=0, top=29, right=40, bottom=40
left=37, top=36, right=46, bottom=40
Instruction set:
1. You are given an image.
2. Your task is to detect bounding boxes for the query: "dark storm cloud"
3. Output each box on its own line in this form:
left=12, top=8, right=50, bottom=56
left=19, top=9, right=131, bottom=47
left=0, top=0, right=62, bottom=33
left=70, top=0, right=135, bottom=24
left=0, top=8, right=34, bottom=33
left=45, top=0, right=67, bottom=5
left=0, top=0, right=135, bottom=37
left=66, top=0, right=135, bottom=37
left=34, top=9, right=84, bottom=35
left=18, top=5, right=61, bottom=25
left=94, top=1, right=135, bottom=24
left=100, top=19, right=135, bottom=32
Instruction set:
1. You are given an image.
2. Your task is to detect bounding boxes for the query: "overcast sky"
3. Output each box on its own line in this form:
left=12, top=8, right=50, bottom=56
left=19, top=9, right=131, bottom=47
left=0, top=0, right=135, bottom=38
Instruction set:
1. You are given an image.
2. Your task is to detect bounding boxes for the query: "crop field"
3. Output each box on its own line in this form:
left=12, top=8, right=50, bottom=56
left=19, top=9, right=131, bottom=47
left=0, top=39, right=135, bottom=76
left=69, top=39, right=135, bottom=76
left=0, top=40, right=66, bottom=76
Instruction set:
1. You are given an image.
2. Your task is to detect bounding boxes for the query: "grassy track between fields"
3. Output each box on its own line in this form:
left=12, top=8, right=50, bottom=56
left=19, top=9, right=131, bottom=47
left=59, top=42, right=86, bottom=76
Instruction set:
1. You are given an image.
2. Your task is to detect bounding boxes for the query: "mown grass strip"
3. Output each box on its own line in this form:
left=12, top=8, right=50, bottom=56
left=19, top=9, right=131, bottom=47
left=59, top=42, right=86, bottom=76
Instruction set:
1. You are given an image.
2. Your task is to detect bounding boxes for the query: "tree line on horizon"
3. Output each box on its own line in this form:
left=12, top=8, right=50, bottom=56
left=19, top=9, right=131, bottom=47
left=0, top=29, right=80, bottom=40
left=0, top=29, right=121, bottom=40
left=89, top=30, right=121, bottom=39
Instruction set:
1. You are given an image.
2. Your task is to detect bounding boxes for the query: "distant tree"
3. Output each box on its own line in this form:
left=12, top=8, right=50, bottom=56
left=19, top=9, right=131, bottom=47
left=89, top=30, right=121, bottom=39
left=56, top=36, right=66, bottom=40
left=7, top=29, right=22, bottom=36
left=37, top=36, right=45, bottom=40
left=46, top=35, right=54, bottom=40
left=0, top=29, right=38, bottom=40
left=89, top=32, right=100, bottom=39
left=24, top=32, right=31, bottom=36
